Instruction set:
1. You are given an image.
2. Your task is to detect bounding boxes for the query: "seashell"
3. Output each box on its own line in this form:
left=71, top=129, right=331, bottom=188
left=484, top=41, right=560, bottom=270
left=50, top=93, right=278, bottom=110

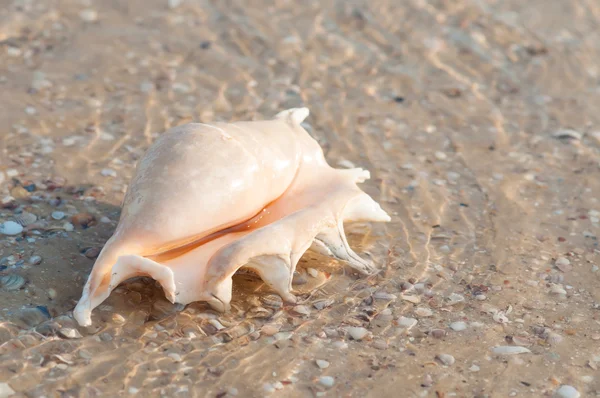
left=73, top=108, right=391, bottom=326
left=15, top=211, right=37, bottom=226
left=0, top=274, right=26, bottom=291
left=261, top=294, right=284, bottom=309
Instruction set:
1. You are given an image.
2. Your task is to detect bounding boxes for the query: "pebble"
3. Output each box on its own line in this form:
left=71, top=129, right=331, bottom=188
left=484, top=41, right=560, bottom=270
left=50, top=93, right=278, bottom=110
left=436, top=354, right=455, bottom=366
left=291, top=305, right=310, bottom=316
left=307, top=268, right=319, bottom=277
left=101, top=168, right=117, bottom=177
left=554, top=385, right=580, bottom=398
left=550, top=285, right=567, bottom=295
left=347, top=327, right=369, bottom=340
left=555, top=257, right=572, bottom=272
left=318, top=376, right=335, bottom=388
left=414, top=307, right=433, bottom=317
left=398, top=316, right=418, bottom=329
left=100, top=216, right=111, bottom=223
left=59, top=328, right=83, bottom=339
left=0, top=382, right=15, bottom=397
left=48, top=288, right=57, bottom=300
left=313, top=298, right=334, bottom=310
left=168, top=0, right=183, bottom=8
left=450, top=321, right=467, bottom=331
left=0, top=274, right=26, bottom=291
left=63, top=222, right=74, bottom=232
left=316, top=359, right=330, bottom=369
left=0, top=221, right=23, bottom=235
left=51, top=211, right=66, bottom=220
left=84, top=247, right=101, bottom=259
left=431, top=329, right=447, bottom=339
left=79, top=9, right=98, bottom=22
left=469, top=364, right=480, bottom=372
left=491, top=346, right=531, bottom=355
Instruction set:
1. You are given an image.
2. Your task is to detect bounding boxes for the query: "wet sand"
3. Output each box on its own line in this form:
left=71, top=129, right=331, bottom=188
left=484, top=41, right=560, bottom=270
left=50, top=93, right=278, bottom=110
left=1, top=0, right=600, bottom=397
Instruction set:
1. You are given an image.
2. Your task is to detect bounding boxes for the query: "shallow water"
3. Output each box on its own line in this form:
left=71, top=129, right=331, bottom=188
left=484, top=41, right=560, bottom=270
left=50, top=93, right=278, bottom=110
left=1, top=0, right=600, bottom=397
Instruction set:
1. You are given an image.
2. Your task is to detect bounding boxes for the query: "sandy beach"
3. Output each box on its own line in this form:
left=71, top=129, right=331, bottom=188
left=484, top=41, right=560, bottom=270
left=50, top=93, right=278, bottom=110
left=1, top=0, right=600, bottom=397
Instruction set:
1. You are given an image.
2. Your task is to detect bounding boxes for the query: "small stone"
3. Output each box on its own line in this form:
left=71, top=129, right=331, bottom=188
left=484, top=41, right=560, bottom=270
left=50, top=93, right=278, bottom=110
left=84, top=247, right=101, bottom=259
left=59, top=328, right=83, bottom=339
left=316, top=359, right=329, bottom=369
left=79, top=9, right=98, bottom=22
left=63, top=222, right=74, bottom=232
left=550, top=285, right=567, bottom=295
left=469, top=364, right=480, bottom=372
left=29, top=255, right=42, bottom=265
left=318, top=376, right=335, bottom=388
left=0, top=382, right=15, bottom=397
left=101, top=168, right=117, bottom=177
left=52, top=211, right=66, bottom=220
left=555, top=257, right=572, bottom=272
left=313, top=298, right=334, bottom=310
left=168, top=353, right=182, bottom=362
left=168, top=0, right=183, bottom=8
left=592, top=265, right=599, bottom=272
left=100, top=216, right=111, bottom=223
left=25, top=106, right=37, bottom=115
left=291, top=305, right=310, bottom=316
left=347, top=326, right=369, bottom=340
left=0, top=221, right=23, bottom=235
left=450, top=321, right=467, bottom=331
left=307, top=268, right=319, bottom=278
left=47, top=288, right=57, bottom=299
left=431, top=329, right=446, bottom=339
left=398, top=316, right=418, bottom=329
left=554, top=385, right=580, bottom=398
left=71, top=213, right=96, bottom=228
left=436, top=354, right=455, bottom=366
left=414, top=307, right=433, bottom=317
left=491, top=346, right=531, bottom=355
left=372, top=339, right=388, bottom=350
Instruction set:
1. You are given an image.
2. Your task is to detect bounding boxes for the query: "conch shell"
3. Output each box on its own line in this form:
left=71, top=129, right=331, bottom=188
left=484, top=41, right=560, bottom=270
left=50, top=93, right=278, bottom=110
left=73, top=108, right=390, bottom=326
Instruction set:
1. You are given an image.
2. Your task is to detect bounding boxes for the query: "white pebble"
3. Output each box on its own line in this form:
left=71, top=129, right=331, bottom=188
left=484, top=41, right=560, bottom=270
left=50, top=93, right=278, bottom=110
left=434, top=151, right=447, bottom=160
left=0, top=221, right=23, bottom=235
left=168, top=0, right=183, bottom=9
left=554, top=385, right=580, bottom=398
left=25, top=106, right=37, bottom=115
left=414, top=307, right=433, bottom=317
left=398, top=316, right=418, bottom=329
left=318, top=376, right=335, bottom=388
left=29, top=255, right=42, bottom=265
left=436, top=354, right=455, bottom=366
left=79, top=9, right=98, bottom=22
left=491, top=346, right=531, bottom=355
left=449, top=321, right=467, bottom=331
left=52, top=211, right=65, bottom=220
left=63, top=222, right=74, bottom=232
left=101, top=168, right=117, bottom=177
left=307, top=268, right=318, bottom=277
left=550, top=285, right=567, bottom=295
left=0, top=383, right=15, bottom=397
left=469, top=364, right=480, bottom=372
left=316, top=359, right=329, bottom=369
left=347, top=327, right=368, bottom=340
left=100, top=216, right=111, bottom=223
